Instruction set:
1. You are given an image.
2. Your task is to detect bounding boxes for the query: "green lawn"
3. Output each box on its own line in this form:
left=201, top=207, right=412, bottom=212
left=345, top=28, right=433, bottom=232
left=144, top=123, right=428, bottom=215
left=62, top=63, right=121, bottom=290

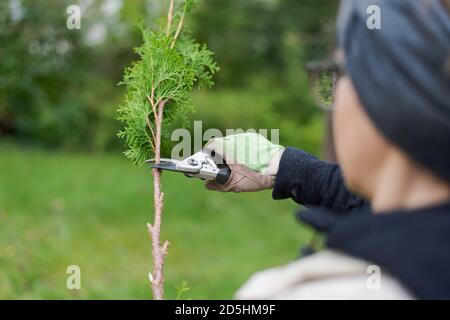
left=0, top=144, right=311, bottom=299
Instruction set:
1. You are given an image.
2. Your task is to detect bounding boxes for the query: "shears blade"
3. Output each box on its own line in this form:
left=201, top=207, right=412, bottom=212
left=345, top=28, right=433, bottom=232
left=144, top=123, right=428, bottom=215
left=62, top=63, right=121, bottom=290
left=145, top=158, right=194, bottom=174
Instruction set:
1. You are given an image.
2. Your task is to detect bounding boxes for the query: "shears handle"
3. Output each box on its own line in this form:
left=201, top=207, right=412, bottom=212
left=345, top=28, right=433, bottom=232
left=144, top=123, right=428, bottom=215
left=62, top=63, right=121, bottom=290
left=216, top=166, right=231, bottom=184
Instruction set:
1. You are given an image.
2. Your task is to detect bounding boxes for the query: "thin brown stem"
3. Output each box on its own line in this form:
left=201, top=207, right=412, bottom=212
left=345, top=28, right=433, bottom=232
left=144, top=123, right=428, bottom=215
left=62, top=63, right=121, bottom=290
left=147, top=0, right=176, bottom=300
left=145, top=116, right=157, bottom=149
left=147, top=91, right=157, bottom=121
left=155, top=100, right=166, bottom=163
left=170, top=10, right=185, bottom=49
left=145, top=91, right=158, bottom=151
left=148, top=171, right=166, bottom=299
left=148, top=99, right=168, bottom=300
left=166, top=0, right=175, bottom=36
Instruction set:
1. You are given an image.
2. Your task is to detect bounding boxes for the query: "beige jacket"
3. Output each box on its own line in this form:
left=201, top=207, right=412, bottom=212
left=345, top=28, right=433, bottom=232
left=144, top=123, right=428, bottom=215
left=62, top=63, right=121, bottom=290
left=235, top=250, right=413, bottom=300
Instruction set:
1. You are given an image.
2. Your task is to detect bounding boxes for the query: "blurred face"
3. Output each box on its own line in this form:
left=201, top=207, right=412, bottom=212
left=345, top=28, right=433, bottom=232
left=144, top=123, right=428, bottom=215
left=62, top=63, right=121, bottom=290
left=333, top=76, right=390, bottom=199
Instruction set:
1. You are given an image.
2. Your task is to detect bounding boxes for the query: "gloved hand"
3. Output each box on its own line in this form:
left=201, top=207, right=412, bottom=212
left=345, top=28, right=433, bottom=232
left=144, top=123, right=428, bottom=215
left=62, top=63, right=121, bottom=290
left=203, top=133, right=285, bottom=192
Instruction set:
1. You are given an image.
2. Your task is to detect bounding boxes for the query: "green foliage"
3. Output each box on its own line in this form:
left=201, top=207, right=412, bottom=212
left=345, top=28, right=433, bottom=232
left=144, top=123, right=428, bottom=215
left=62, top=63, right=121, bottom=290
left=0, top=1, right=85, bottom=146
left=175, top=281, right=192, bottom=300
left=1, top=0, right=336, bottom=152
left=191, top=89, right=325, bottom=155
left=315, top=72, right=333, bottom=107
left=0, top=0, right=131, bottom=150
left=117, top=1, right=219, bottom=165
left=190, top=0, right=338, bottom=87
left=184, top=0, right=201, bottom=14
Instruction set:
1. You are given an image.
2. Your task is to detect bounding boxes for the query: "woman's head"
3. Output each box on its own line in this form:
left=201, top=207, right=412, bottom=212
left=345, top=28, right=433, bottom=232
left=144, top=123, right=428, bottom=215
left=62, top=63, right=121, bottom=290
left=333, top=0, right=450, bottom=200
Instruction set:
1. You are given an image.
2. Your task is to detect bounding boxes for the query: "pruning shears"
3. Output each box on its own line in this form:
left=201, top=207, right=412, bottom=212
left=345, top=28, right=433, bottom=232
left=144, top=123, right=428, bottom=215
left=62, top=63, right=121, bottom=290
left=146, top=150, right=232, bottom=184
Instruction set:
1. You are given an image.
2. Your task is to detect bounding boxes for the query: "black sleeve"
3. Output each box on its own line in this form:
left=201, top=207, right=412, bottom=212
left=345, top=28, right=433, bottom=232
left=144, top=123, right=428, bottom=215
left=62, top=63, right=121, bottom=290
left=272, top=147, right=367, bottom=213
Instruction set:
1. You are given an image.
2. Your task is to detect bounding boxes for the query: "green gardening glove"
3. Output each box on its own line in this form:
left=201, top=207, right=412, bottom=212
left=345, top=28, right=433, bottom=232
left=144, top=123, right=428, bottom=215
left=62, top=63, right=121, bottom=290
left=203, top=133, right=285, bottom=192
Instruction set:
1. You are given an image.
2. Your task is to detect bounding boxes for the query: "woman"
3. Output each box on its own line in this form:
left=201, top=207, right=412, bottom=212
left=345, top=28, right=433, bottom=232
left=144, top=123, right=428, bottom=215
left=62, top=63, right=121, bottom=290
left=204, top=0, right=450, bottom=299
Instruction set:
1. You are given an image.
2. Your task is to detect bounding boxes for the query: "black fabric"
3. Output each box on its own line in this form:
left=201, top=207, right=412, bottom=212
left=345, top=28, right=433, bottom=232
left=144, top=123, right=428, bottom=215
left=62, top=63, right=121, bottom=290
left=337, top=0, right=450, bottom=182
left=326, top=203, right=450, bottom=300
left=274, top=147, right=450, bottom=299
left=273, top=147, right=366, bottom=212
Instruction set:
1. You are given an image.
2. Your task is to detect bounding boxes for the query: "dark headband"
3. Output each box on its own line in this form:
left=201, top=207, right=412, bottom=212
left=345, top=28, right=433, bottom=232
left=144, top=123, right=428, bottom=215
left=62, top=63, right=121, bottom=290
left=337, top=0, right=450, bottom=181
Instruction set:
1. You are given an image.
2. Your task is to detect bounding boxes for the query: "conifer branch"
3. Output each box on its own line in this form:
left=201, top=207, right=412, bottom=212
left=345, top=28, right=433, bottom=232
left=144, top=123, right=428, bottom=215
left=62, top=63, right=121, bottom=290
left=117, top=0, right=218, bottom=300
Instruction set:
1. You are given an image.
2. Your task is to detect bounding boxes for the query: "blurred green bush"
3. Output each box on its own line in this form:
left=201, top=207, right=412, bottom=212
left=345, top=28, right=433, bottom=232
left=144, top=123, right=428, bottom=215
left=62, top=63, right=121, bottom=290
left=191, top=89, right=325, bottom=155
left=0, top=0, right=337, bottom=155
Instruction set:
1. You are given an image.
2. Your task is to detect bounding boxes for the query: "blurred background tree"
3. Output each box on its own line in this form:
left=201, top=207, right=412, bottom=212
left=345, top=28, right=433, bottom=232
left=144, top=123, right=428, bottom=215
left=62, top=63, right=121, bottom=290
left=0, top=0, right=338, bottom=155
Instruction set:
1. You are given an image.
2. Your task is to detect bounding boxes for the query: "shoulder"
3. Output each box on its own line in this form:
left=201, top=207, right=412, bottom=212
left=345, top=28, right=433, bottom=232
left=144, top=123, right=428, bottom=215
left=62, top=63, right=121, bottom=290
left=235, top=250, right=413, bottom=300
